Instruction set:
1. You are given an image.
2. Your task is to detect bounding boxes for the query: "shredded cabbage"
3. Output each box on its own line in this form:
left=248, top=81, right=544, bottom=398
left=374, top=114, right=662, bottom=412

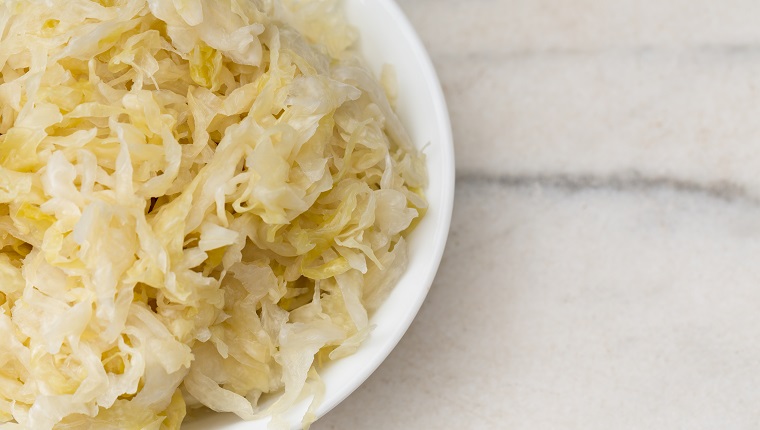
left=0, top=0, right=427, bottom=428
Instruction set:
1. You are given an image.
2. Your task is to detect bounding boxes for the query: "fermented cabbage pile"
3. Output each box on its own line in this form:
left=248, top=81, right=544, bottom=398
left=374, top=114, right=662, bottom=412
left=0, top=0, right=427, bottom=428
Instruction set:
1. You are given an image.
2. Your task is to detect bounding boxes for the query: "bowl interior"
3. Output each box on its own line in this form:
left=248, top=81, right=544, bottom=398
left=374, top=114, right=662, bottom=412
left=182, top=1, right=454, bottom=428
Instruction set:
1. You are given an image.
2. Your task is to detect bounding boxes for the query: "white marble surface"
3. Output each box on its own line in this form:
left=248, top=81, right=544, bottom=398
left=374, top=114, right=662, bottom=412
left=318, top=1, right=760, bottom=428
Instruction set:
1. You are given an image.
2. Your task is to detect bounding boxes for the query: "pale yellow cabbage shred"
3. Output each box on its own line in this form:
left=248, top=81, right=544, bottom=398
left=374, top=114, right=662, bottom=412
left=0, top=0, right=427, bottom=428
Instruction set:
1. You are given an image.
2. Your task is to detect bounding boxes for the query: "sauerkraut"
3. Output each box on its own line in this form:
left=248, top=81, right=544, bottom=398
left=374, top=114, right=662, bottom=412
left=0, top=0, right=427, bottom=428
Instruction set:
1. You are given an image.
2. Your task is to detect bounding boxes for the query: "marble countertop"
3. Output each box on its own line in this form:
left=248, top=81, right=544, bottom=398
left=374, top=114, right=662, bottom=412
left=318, top=1, right=760, bottom=428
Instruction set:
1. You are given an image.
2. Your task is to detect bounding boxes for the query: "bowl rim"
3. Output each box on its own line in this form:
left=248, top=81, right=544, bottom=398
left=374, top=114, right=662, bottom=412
left=310, top=0, right=456, bottom=423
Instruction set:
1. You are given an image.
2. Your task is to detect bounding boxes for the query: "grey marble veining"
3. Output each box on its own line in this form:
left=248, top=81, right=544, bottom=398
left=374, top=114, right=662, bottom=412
left=460, top=172, right=757, bottom=204
left=317, top=1, right=760, bottom=428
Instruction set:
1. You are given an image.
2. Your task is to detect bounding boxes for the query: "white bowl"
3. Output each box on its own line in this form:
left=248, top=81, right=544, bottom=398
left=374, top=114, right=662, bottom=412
left=183, top=1, right=454, bottom=428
